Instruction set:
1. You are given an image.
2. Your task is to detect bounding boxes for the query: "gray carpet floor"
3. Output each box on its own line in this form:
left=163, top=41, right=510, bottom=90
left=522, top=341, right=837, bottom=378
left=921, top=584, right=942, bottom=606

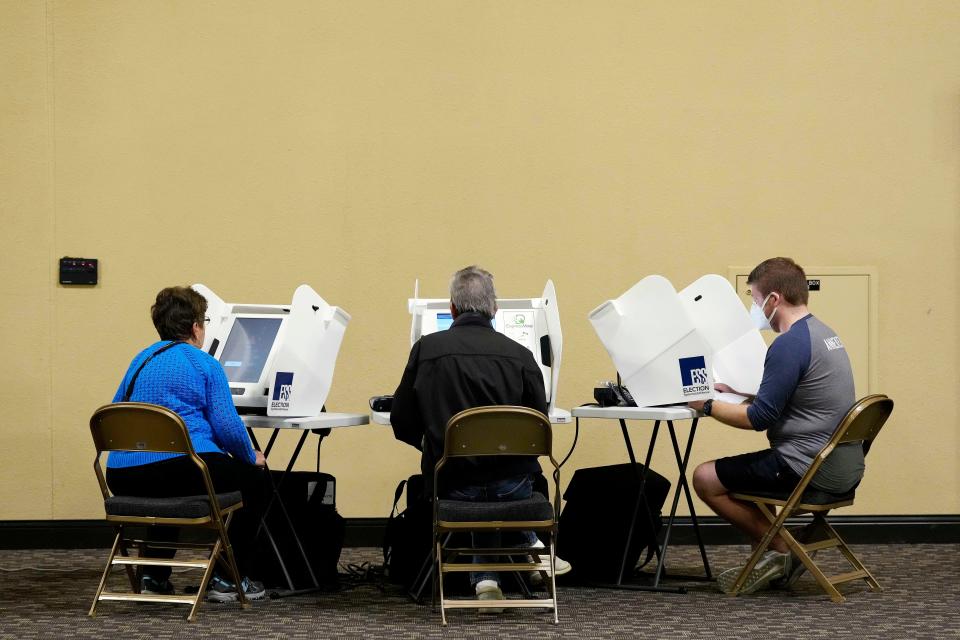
left=1, top=544, right=958, bottom=639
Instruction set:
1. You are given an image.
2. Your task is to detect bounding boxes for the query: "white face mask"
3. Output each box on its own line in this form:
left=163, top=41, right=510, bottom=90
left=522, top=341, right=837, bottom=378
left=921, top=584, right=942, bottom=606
left=750, top=292, right=778, bottom=331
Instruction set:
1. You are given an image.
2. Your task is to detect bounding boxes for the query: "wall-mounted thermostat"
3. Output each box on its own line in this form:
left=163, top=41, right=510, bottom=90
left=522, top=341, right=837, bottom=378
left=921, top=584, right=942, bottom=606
left=59, top=257, right=98, bottom=285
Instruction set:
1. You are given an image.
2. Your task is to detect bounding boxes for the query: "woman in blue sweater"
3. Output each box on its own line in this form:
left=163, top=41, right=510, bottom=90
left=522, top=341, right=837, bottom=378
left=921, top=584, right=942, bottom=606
left=106, top=286, right=268, bottom=601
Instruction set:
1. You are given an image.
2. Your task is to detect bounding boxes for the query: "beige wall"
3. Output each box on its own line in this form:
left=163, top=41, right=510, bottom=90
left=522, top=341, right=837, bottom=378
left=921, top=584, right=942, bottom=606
left=2, top=1, right=957, bottom=520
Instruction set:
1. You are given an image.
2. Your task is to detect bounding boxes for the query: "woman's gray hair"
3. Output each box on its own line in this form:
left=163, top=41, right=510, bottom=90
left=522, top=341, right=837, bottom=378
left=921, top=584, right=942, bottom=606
left=450, top=266, right=497, bottom=318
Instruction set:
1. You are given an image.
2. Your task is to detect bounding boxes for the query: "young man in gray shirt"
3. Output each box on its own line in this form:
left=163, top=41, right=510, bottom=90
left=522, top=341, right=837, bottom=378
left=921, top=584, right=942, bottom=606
left=689, top=257, right=861, bottom=594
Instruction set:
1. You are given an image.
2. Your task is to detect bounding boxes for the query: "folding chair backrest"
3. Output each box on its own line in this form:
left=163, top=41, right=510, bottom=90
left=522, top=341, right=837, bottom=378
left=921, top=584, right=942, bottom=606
left=833, top=394, right=894, bottom=454
left=90, top=402, right=194, bottom=456
left=798, top=394, right=894, bottom=489
left=442, top=406, right=552, bottom=459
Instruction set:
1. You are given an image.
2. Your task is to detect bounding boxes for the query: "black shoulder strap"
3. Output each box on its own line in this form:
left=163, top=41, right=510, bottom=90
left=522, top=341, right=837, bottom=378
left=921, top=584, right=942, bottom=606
left=122, top=341, right=185, bottom=402
left=636, top=542, right=658, bottom=571
left=390, top=479, right=408, bottom=518
left=383, top=478, right=409, bottom=565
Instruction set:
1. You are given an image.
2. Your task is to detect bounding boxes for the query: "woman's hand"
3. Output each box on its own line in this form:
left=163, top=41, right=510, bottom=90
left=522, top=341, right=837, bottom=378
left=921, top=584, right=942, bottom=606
left=254, top=450, right=267, bottom=467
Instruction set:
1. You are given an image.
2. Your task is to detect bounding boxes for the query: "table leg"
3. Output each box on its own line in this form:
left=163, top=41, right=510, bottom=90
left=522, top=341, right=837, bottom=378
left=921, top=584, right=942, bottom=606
left=582, top=413, right=708, bottom=592
left=682, top=419, right=711, bottom=579
left=263, top=430, right=281, bottom=458
left=256, top=429, right=310, bottom=537
left=261, top=514, right=295, bottom=591
left=245, top=427, right=281, bottom=459
left=658, top=419, right=711, bottom=582
left=616, top=419, right=663, bottom=588
left=256, top=429, right=321, bottom=594
left=619, top=417, right=640, bottom=466
left=247, top=428, right=261, bottom=452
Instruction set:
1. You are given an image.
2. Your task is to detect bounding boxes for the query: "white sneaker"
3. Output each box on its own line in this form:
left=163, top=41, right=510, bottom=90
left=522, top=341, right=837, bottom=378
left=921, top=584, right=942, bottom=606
left=475, top=579, right=504, bottom=614
left=717, top=551, right=788, bottom=595
left=527, top=539, right=572, bottom=584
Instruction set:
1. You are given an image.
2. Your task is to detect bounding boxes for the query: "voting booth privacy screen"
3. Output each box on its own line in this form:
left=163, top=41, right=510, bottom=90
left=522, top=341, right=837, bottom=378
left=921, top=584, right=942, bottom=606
left=193, top=283, right=351, bottom=417
left=679, top=274, right=767, bottom=397
left=408, top=279, right=564, bottom=418
left=589, top=274, right=764, bottom=407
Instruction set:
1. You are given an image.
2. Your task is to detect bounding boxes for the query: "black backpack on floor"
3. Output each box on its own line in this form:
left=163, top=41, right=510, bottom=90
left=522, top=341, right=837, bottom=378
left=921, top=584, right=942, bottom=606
left=382, top=475, right=433, bottom=590
left=557, top=463, right=671, bottom=583
left=253, top=471, right=345, bottom=589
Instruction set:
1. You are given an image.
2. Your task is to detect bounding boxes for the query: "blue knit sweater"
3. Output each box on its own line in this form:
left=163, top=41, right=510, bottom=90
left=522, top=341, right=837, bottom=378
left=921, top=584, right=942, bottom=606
left=107, top=341, right=257, bottom=468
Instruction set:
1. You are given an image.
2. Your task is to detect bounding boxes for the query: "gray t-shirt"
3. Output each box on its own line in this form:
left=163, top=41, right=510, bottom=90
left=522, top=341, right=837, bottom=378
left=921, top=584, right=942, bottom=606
left=746, top=315, right=863, bottom=493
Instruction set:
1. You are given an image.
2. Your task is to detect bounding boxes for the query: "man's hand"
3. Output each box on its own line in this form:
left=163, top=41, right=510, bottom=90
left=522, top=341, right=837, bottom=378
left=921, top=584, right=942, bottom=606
left=254, top=450, right=267, bottom=467
left=714, top=382, right=735, bottom=394
left=691, top=398, right=755, bottom=430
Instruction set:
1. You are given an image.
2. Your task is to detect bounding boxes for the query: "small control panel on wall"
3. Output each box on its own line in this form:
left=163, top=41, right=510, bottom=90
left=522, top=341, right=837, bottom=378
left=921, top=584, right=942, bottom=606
left=59, top=257, right=98, bottom=285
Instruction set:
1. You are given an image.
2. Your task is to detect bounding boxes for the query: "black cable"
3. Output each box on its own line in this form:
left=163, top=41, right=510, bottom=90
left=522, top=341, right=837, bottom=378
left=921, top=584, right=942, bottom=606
left=558, top=420, right=578, bottom=469
left=558, top=403, right=598, bottom=468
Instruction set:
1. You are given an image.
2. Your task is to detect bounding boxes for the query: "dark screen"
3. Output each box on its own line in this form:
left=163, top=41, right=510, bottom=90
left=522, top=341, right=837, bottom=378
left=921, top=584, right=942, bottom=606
left=219, top=317, right=283, bottom=383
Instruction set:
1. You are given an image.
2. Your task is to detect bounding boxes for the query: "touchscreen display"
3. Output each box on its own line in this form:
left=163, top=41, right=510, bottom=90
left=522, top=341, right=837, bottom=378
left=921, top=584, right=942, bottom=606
left=436, top=313, right=454, bottom=331
left=219, top=317, right=283, bottom=383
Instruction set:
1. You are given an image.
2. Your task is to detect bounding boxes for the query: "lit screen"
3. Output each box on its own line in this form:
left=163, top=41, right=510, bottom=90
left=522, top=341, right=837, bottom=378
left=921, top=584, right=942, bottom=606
left=434, top=312, right=496, bottom=331
left=219, top=317, right=283, bottom=383
left=436, top=313, right=454, bottom=331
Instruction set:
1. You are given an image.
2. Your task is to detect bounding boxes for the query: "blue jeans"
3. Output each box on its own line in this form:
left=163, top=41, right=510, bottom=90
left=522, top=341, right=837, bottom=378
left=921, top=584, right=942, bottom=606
left=443, top=474, right=538, bottom=587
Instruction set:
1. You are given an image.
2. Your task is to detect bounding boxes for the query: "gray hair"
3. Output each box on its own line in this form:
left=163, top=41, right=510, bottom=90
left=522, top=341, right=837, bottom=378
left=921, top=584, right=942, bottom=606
left=450, top=266, right=497, bottom=318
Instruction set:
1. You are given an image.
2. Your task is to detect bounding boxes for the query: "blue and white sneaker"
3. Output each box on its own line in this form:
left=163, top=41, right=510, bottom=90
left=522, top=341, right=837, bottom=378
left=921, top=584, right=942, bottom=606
left=206, top=574, right=267, bottom=602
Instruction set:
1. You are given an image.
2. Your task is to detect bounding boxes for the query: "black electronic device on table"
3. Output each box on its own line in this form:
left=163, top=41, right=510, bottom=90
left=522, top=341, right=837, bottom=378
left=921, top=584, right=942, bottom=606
left=369, top=395, right=393, bottom=412
left=594, top=381, right=637, bottom=407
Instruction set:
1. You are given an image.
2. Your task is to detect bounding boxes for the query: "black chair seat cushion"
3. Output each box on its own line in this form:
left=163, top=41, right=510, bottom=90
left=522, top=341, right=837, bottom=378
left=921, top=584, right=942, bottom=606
left=105, top=491, right=242, bottom=518
left=438, top=494, right=554, bottom=522
left=742, top=486, right=855, bottom=506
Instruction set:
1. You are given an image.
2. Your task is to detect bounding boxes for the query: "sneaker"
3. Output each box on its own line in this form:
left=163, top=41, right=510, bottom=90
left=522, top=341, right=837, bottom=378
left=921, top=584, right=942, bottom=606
left=716, top=551, right=788, bottom=595
left=206, top=575, right=267, bottom=602
left=475, top=579, right=504, bottom=614
left=527, top=539, right=572, bottom=585
left=140, top=575, right=174, bottom=595
left=772, top=552, right=810, bottom=589
left=528, top=555, right=572, bottom=585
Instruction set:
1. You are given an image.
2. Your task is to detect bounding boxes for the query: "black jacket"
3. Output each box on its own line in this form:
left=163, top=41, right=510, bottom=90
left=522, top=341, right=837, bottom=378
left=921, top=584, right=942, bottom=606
left=390, top=311, right=548, bottom=492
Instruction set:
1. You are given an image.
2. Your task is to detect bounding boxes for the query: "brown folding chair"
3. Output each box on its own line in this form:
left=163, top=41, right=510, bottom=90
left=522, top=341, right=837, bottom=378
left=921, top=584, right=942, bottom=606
left=89, top=402, right=249, bottom=621
left=433, top=406, right=561, bottom=625
left=729, top=394, right=894, bottom=602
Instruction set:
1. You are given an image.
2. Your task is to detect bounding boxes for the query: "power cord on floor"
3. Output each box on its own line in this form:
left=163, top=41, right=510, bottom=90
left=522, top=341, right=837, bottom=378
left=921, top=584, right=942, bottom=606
left=336, top=561, right=390, bottom=593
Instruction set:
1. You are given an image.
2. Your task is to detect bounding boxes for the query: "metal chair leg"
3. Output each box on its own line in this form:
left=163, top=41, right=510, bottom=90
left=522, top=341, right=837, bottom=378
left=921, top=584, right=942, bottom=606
left=821, top=518, right=882, bottom=592
left=117, top=526, right=140, bottom=593
left=436, top=540, right=448, bottom=626
left=89, top=531, right=124, bottom=617
left=550, top=536, right=559, bottom=624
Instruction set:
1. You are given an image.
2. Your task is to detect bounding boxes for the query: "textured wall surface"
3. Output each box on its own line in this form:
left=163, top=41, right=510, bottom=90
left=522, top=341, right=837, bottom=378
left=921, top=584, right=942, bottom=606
left=1, top=1, right=957, bottom=518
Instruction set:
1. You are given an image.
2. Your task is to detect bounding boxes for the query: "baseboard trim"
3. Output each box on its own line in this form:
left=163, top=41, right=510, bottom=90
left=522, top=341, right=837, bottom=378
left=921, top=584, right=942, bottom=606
left=1, top=515, right=958, bottom=549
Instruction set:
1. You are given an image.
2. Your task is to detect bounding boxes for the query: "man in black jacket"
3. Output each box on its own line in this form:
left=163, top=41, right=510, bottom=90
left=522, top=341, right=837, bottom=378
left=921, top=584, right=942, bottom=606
left=390, top=265, right=569, bottom=604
